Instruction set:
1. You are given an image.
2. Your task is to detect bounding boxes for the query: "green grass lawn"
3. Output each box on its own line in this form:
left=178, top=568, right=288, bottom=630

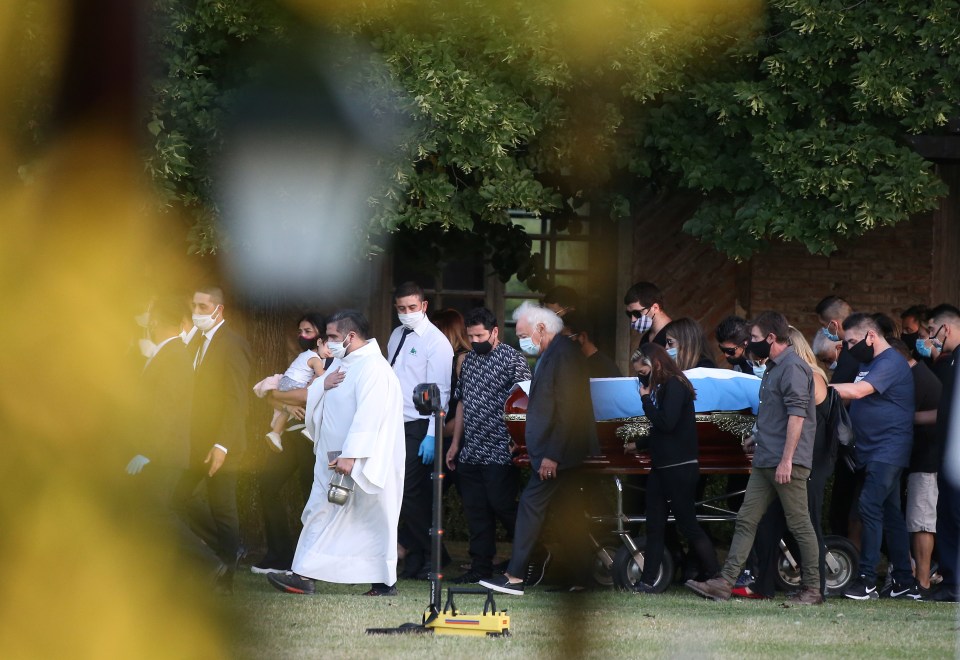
left=227, top=546, right=959, bottom=659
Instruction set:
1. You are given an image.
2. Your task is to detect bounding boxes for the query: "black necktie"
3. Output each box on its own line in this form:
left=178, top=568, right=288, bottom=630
left=390, top=328, right=413, bottom=367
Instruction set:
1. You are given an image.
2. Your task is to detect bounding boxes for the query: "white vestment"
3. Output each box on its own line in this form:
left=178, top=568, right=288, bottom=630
left=292, top=339, right=406, bottom=584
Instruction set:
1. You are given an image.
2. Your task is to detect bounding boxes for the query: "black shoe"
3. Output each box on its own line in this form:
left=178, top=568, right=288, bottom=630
left=213, top=562, right=234, bottom=595
left=363, top=584, right=398, bottom=596
left=479, top=574, right=525, bottom=596
left=632, top=581, right=658, bottom=594
left=888, top=580, right=921, bottom=600
left=267, top=571, right=316, bottom=595
left=843, top=575, right=879, bottom=601
left=524, top=551, right=551, bottom=587
left=925, top=586, right=960, bottom=603
left=450, top=570, right=491, bottom=585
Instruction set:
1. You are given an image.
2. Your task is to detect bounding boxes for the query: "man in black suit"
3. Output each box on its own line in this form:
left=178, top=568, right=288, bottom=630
left=125, top=295, right=226, bottom=578
left=173, top=286, right=251, bottom=590
left=480, top=302, right=598, bottom=596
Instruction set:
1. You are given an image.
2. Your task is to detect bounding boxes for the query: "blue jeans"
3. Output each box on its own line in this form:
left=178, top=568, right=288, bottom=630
left=858, top=461, right=912, bottom=583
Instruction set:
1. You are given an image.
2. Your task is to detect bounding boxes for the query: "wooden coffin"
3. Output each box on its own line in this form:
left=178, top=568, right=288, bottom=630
left=504, top=387, right=755, bottom=475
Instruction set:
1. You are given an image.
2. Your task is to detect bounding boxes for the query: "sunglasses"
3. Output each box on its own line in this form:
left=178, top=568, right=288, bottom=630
left=624, top=308, right=649, bottom=320
left=718, top=345, right=741, bottom=356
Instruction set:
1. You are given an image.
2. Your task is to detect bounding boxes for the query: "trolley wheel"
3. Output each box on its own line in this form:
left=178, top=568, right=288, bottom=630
left=591, top=545, right=618, bottom=587
left=611, top=537, right=674, bottom=593
left=775, top=535, right=859, bottom=595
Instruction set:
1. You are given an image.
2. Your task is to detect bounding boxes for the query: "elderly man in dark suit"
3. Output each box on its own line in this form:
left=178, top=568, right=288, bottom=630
left=480, top=301, right=598, bottom=596
left=173, top=286, right=251, bottom=592
left=125, top=295, right=228, bottom=581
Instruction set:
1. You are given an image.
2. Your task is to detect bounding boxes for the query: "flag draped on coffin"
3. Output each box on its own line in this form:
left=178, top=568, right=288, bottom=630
left=587, top=368, right=761, bottom=420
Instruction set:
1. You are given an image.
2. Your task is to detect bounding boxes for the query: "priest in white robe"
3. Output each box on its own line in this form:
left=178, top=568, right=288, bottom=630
left=267, top=310, right=406, bottom=596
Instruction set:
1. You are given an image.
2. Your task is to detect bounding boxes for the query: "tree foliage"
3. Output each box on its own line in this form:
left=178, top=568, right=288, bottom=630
left=142, top=0, right=960, bottom=278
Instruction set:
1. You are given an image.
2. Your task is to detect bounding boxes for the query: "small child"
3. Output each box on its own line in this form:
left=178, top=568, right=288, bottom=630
left=254, top=343, right=325, bottom=452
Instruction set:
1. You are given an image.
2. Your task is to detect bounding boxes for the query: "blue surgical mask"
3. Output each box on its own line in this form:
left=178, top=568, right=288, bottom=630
left=666, top=347, right=678, bottom=360
left=821, top=325, right=840, bottom=343
left=752, top=363, right=767, bottom=379
left=519, top=336, right=540, bottom=357
left=916, top=338, right=934, bottom=358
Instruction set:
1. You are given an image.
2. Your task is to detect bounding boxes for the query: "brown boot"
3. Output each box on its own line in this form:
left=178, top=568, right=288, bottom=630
left=787, top=587, right=823, bottom=605
left=685, top=576, right=732, bottom=601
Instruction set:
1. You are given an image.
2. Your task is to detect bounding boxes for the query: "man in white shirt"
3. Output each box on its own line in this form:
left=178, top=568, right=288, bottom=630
left=387, top=281, right=453, bottom=579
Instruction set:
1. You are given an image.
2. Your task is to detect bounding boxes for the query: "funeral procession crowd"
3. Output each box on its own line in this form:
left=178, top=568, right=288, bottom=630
left=126, top=280, right=960, bottom=606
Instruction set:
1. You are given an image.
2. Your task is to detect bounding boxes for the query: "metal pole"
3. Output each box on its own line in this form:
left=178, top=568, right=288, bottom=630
left=429, top=409, right=445, bottom=615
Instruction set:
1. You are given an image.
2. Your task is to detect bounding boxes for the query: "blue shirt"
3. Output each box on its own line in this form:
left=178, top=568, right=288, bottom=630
left=848, top=347, right=914, bottom=468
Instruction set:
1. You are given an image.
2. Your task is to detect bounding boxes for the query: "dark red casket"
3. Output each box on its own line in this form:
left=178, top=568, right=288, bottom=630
left=504, top=387, right=755, bottom=475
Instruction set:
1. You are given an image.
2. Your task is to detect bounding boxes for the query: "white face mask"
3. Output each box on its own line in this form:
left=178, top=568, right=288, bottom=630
left=519, top=336, right=540, bottom=357
left=328, top=334, right=351, bottom=360
left=192, top=306, right=221, bottom=332
left=139, top=338, right=158, bottom=359
left=397, top=310, right=425, bottom=330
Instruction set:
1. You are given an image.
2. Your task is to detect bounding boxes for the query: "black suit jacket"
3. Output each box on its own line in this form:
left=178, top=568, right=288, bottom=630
left=525, top=334, right=599, bottom=471
left=190, top=323, right=252, bottom=460
left=140, top=339, right=195, bottom=469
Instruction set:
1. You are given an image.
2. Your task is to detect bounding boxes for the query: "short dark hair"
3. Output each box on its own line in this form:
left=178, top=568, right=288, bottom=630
left=327, top=309, right=370, bottom=339
left=623, top=281, right=664, bottom=308
left=393, top=281, right=424, bottom=302
left=542, top=286, right=579, bottom=309
left=751, top=311, right=790, bottom=343
left=901, top=305, right=929, bottom=322
left=151, top=295, right=189, bottom=327
left=871, top=313, right=897, bottom=339
left=842, top=312, right=881, bottom=336
left=195, top=285, right=224, bottom=306
left=715, top=315, right=750, bottom=345
left=464, top=307, right=498, bottom=332
left=814, top=295, right=850, bottom=320
left=928, top=303, right=960, bottom=326
left=298, top=312, right=326, bottom=335
left=561, top=309, right=595, bottom=339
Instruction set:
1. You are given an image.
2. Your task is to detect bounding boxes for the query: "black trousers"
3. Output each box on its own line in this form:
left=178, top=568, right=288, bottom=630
left=257, top=429, right=316, bottom=568
left=132, top=464, right=223, bottom=573
left=828, top=457, right=857, bottom=537
left=642, top=463, right=718, bottom=585
left=753, top=456, right=832, bottom=596
left=456, top=462, right=519, bottom=574
left=172, top=459, right=241, bottom=564
left=507, top=468, right=592, bottom=582
left=399, top=419, right=433, bottom=563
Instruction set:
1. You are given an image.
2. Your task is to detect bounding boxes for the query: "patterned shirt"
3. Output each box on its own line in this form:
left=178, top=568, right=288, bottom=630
left=454, top=342, right=532, bottom=465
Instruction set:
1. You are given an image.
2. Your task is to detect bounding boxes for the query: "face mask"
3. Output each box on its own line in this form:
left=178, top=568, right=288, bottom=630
left=828, top=360, right=838, bottom=371
left=821, top=324, right=840, bottom=343
left=519, top=336, right=540, bottom=357
left=751, top=363, right=767, bottom=379
left=327, top=339, right=347, bottom=360
left=747, top=338, right=771, bottom=360
left=298, top=336, right=318, bottom=352
left=398, top=310, right=425, bottom=330
left=637, top=373, right=650, bottom=389
left=472, top=340, right=493, bottom=355
left=666, top=347, right=678, bottom=360
left=192, top=306, right=221, bottom=332
left=901, top=331, right=919, bottom=347
left=180, top=326, right=198, bottom=345
left=848, top=337, right=875, bottom=363
left=139, top=338, right=158, bottom=359
left=916, top=338, right=934, bottom=358
left=632, top=314, right=652, bottom=334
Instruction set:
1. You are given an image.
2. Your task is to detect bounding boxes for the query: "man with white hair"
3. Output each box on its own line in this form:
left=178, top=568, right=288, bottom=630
left=480, top=302, right=598, bottom=596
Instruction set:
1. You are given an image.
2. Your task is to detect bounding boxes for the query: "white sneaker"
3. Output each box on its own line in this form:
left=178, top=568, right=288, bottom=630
left=266, top=432, right=283, bottom=452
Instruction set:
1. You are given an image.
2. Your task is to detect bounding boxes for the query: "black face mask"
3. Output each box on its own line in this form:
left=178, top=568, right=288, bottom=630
left=472, top=340, right=493, bottom=355
left=849, top=338, right=875, bottom=363
left=638, top=373, right=650, bottom=389
left=901, top=331, right=919, bottom=347
left=298, top=336, right=318, bottom=352
left=747, top=339, right=771, bottom=360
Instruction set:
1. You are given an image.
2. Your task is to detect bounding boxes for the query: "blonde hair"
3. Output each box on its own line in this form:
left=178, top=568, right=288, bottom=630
left=788, top=326, right=828, bottom=384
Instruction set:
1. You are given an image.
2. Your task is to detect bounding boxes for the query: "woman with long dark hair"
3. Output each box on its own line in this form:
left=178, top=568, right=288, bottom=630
left=629, top=342, right=719, bottom=593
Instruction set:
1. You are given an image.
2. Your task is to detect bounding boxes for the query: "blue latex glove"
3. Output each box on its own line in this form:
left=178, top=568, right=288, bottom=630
left=126, top=454, right=151, bottom=475
left=418, top=435, right=435, bottom=465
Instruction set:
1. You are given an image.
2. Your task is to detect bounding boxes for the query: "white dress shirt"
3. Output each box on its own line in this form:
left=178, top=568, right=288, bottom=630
left=385, top=316, right=453, bottom=437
